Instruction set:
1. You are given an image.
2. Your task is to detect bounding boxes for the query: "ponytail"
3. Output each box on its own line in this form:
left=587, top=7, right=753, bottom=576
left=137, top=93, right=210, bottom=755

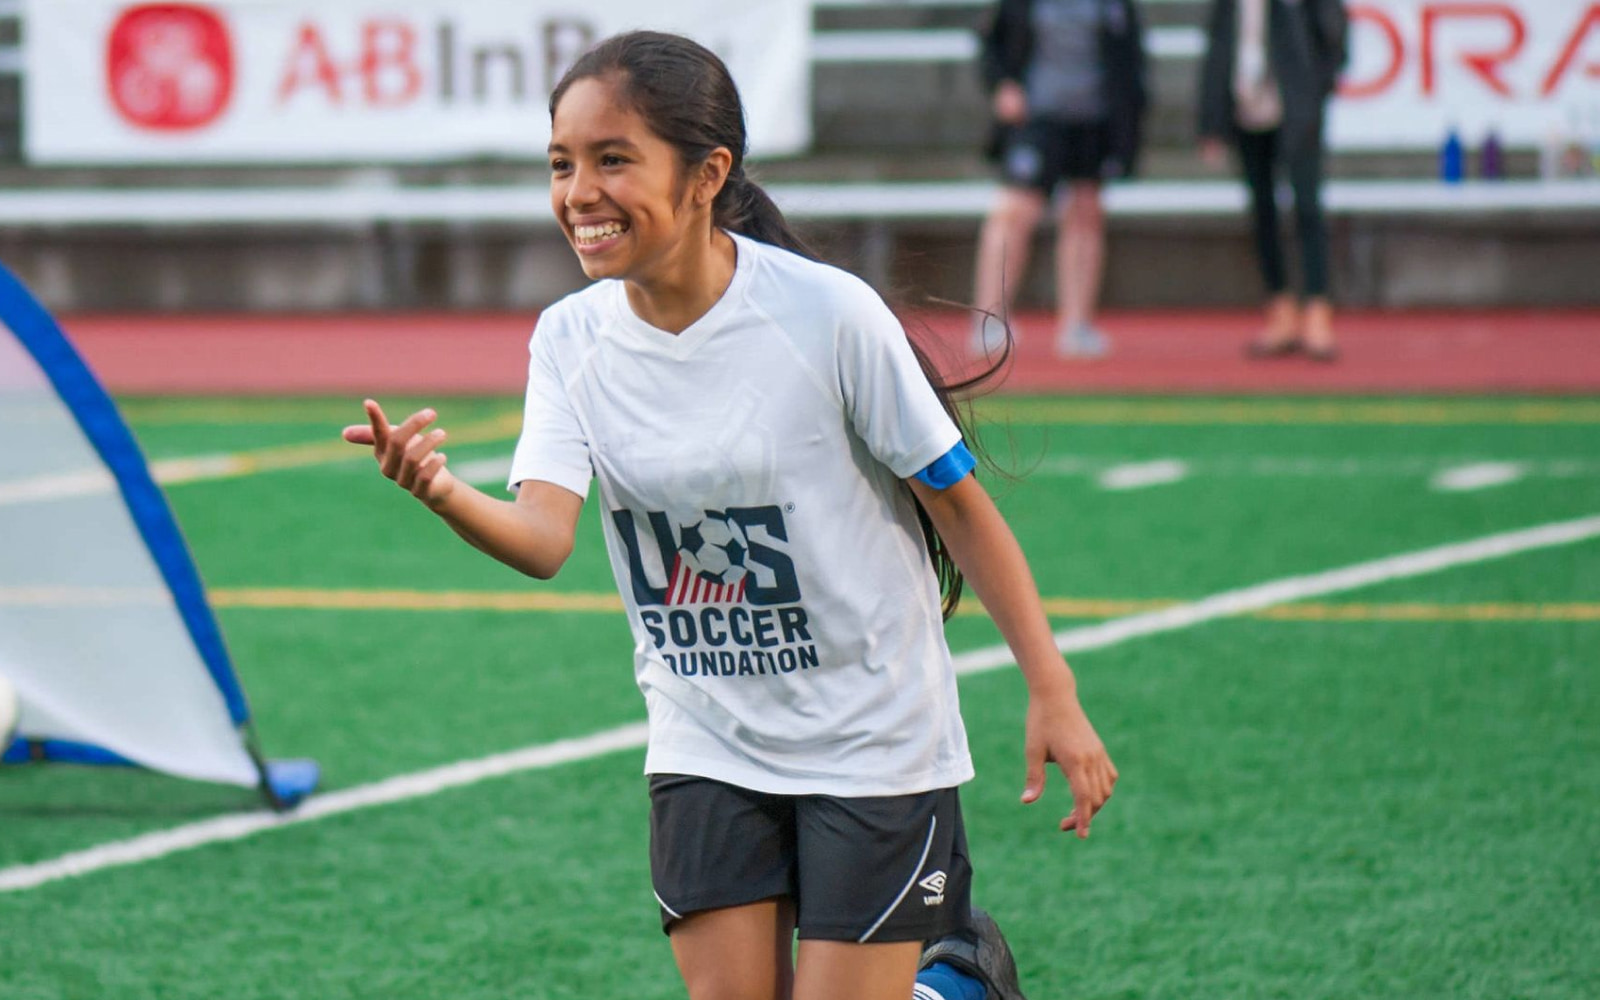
left=906, top=326, right=1009, bottom=621
left=714, top=171, right=1008, bottom=619
left=715, top=171, right=818, bottom=261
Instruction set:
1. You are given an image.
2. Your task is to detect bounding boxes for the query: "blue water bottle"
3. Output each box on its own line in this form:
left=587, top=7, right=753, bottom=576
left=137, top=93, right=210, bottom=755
left=1440, top=125, right=1464, bottom=183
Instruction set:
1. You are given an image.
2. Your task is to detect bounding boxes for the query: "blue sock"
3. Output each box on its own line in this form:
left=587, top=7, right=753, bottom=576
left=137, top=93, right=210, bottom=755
left=914, top=961, right=986, bottom=1000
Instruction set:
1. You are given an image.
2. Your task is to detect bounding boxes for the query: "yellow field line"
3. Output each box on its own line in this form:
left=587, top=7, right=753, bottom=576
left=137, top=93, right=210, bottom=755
left=6, top=583, right=1593, bottom=621
left=980, top=400, right=1600, bottom=426
left=200, top=589, right=1600, bottom=622
left=212, top=587, right=624, bottom=613
left=210, top=592, right=1171, bottom=616
left=150, top=413, right=524, bottom=485
left=1032, top=598, right=1175, bottom=617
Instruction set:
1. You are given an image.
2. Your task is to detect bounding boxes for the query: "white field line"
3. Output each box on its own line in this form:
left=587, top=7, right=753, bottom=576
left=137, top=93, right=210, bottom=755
left=8, top=451, right=1589, bottom=506
left=0, top=723, right=651, bottom=894
left=453, top=456, right=513, bottom=487
left=1431, top=462, right=1527, bottom=492
left=1036, top=455, right=1599, bottom=481
left=949, top=513, right=1600, bottom=675
left=1, top=455, right=255, bottom=506
left=4, top=512, right=1600, bottom=894
left=0, top=468, right=115, bottom=505
left=1096, top=460, right=1189, bottom=491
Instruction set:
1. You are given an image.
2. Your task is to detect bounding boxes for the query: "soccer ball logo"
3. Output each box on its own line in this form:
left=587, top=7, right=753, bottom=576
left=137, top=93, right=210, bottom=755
left=677, top=513, right=749, bottom=585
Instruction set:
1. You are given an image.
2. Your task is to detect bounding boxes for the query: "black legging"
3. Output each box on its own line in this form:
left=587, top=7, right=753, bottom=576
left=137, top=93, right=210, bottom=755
left=1235, top=127, right=1328, bottom=298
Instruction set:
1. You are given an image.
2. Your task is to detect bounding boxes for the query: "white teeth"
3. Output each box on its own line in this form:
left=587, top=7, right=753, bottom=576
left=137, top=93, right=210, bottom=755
left=573, top=222, right=627, bottom=243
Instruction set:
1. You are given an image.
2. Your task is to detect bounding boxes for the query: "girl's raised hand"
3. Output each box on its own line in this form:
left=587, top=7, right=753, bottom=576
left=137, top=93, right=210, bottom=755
left=342, top=398, right=457, bottom=509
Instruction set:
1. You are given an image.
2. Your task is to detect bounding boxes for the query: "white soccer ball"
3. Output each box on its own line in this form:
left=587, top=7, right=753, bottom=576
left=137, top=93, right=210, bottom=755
left=0, top=672, right=19, bottom=754
left=679, top=514, right=749, bottom=585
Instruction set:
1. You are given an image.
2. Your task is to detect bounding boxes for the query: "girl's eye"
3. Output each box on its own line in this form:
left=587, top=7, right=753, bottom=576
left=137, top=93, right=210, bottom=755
left=601, top=154, right=626, bottom=167
left=549, top=159, right=571, bottom=174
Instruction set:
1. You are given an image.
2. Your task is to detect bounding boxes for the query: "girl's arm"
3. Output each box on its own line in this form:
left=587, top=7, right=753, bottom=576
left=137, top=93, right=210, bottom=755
left=909, top=473, right=1118, bottom=838
left=343, top=400, right=583, bottom=579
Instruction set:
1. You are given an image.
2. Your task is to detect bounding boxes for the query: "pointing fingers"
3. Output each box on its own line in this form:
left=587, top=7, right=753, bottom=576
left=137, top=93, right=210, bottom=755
left=348, top=401, right=451, bottom=500
left=366, top=399, right=391, bottom=453
left=379, top=408, right=438, bottom=480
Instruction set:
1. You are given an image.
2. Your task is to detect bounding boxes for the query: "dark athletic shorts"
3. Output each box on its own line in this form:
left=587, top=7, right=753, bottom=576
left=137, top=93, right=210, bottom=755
left=648, top=774, right=974, bottom=943
left=999, top=117, right=1113, bottom=193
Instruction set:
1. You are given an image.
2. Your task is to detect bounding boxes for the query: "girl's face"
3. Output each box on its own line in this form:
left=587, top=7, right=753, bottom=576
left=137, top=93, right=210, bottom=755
left=548, top=76, right=702, bottom=286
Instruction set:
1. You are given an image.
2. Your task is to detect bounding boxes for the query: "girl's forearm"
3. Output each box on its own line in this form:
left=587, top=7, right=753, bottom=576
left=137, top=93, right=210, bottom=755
left=429, top=483, right=576, bottom=580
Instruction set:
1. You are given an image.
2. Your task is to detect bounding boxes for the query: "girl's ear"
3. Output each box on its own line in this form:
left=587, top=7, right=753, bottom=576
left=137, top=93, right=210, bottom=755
left=694, top=148, right=734, bottom=207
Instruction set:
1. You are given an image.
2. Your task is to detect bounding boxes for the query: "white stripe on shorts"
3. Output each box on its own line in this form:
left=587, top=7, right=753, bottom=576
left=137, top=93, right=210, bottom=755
left=857, top=815, right=938, bottom=943
left=654, top=889, right=683, bottom=921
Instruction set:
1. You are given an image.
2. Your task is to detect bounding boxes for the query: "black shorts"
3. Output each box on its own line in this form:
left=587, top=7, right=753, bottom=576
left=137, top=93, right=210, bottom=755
left=648, top=774, right=974, bottom=943
left=999, top=117, right=1113, bottom=192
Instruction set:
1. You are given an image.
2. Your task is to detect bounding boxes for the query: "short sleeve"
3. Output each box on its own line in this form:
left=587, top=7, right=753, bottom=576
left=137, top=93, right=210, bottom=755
left=835, top=282, right=962, bottom=480
left=506, top=317, right=593, bottom=498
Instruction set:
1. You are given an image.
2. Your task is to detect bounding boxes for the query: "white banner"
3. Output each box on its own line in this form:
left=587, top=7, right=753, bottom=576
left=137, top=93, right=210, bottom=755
left=24, top=0, right=812, bottom=164
left=1331, top=1, right=1600, bottom=150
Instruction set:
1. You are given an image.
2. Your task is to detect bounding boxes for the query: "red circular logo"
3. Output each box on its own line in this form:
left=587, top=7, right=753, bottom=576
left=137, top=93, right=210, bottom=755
left=107, top=4, right=234, bottom=131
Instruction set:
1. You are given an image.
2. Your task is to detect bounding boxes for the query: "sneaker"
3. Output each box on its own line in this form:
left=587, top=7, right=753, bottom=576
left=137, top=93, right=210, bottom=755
left=920, top=907, right=1028, bottom=1000
left=970, top=314, right=1009, bottom=357
left=1056, top=322, right=1109, bottom=358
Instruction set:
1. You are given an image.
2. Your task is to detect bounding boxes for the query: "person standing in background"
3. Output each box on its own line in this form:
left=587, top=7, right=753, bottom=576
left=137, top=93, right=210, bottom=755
left=971, top=0, right=1146, bottom=359
left=1199, top=0, right=1348, bottom=361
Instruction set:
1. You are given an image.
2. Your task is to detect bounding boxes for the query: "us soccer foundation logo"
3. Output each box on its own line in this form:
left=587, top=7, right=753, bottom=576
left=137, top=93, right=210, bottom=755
left=612, top=505, right=819, bottom=680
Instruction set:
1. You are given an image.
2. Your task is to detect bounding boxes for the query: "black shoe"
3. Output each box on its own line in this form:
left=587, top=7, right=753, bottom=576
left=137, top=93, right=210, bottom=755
left=1245, top=337, right=1303, bottom=359
left=919, top=907, right=1028, bottom=1000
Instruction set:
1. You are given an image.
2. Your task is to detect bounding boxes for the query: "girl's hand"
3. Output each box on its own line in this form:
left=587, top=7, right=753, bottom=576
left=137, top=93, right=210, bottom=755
left=341, top=398, right=458, bottom=510
left=1022, top=690, right=1118, bottom=839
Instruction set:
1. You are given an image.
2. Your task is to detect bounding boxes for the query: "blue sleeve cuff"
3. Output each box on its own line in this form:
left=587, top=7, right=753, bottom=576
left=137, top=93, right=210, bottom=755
left=914, top=441, right=977, bottom=490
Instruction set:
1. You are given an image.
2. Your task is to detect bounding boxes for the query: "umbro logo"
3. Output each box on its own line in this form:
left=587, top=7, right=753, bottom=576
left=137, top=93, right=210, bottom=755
left=919, top=870, right=947, bottom=906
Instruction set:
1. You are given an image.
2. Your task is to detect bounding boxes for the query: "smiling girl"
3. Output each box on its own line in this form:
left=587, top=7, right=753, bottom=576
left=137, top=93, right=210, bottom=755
left=344, top=31, right=1115, bottom=1000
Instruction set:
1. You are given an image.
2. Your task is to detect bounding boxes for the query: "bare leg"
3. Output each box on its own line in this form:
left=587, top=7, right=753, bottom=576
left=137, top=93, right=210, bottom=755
left=1262, top=292, right=1300, bottom=345
left=793, top=939, right=923, bottom=1000
left=1056, top=180, right=1106, bottom=334
left=1301, top=295, right=1337, bottom=359
left=972, top=186, right=1047, bottom=352
left=670, top=899, right=796, bottom=1000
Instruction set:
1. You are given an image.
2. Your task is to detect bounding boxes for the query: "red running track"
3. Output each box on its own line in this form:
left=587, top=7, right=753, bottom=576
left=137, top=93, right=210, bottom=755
left=58, top=308, right=1600, bottom=396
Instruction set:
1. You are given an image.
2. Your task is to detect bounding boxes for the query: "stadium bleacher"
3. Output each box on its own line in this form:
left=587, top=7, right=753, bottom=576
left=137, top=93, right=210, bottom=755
left=0, top=0, right=1595, bottom=312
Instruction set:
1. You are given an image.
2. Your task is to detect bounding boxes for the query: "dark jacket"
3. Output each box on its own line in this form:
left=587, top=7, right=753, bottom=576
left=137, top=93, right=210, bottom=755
left=1198, top=0, right=1349, bottom=157
left=978, top=0, right=1148, bottom=179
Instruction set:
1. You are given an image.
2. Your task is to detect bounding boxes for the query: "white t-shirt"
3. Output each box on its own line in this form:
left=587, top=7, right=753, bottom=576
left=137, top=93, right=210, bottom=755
left=509, top=232, right=975, bottom=797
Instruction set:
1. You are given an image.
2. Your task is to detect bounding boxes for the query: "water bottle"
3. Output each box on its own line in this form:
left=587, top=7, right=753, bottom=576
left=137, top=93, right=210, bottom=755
left=1564, top=109, right=1590, bottom=177
left=1589, top=107, right=1600, bottom=177
left=1478, top=128, right=1504, bottom=180
left=1440, top=125, right=1464, bottom=183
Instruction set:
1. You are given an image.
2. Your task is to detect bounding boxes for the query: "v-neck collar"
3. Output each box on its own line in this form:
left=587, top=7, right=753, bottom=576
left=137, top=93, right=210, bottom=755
left=608, top=231, right=753, bottom=359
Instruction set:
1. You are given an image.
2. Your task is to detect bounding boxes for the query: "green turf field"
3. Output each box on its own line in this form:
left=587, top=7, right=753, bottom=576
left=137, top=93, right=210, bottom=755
left=3, top=395, right=1598, bottom=999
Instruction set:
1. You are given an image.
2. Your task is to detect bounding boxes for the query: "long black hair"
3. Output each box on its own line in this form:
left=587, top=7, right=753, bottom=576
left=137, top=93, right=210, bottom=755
left=550, top=31, right=1009, bottom=620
